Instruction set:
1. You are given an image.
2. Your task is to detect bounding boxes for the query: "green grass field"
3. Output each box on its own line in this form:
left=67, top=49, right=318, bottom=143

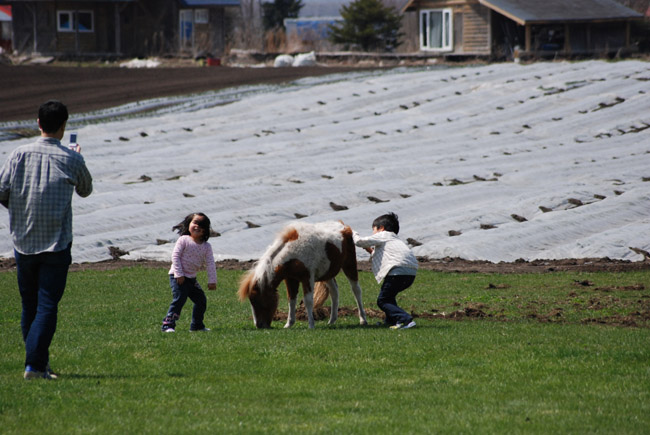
left=1, top=267, right=649, bottom=434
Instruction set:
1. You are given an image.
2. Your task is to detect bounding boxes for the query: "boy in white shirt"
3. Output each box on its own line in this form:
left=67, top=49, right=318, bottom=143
left=353, top=213, right=418, bottom=330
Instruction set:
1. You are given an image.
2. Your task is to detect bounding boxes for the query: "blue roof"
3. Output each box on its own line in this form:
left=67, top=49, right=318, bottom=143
left=299, top=0, right=348, bottom=17
left=298, top=0, right=407, bottom=18
left=179, top=0, right=240, bottom=6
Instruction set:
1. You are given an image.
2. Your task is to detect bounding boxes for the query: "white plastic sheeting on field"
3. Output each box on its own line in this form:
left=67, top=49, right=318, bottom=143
left=1, top=60, right=649, bottom=264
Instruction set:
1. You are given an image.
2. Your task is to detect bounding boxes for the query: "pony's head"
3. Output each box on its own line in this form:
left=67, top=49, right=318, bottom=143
left=238, top=268, right=278, bottom=329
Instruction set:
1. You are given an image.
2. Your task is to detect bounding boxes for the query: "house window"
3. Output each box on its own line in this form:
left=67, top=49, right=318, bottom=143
left=57, top=10, right=94, bottom=33
left=77, top=11, right=94, bottom=32
left=58, top=11, right=73, bottom=31
left=194, top=9, right=209, bottom=24
left=420, top=9, right=452, bottom=51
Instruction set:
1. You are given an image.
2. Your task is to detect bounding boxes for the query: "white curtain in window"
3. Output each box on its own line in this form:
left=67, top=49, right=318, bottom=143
left=420, top=9, right=452, bottom=51
left=429, top=12, right=442, bottom=49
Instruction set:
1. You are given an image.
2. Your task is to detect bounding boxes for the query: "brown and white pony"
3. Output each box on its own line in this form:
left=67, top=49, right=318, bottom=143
left=238, top=221, right=368, bottom=329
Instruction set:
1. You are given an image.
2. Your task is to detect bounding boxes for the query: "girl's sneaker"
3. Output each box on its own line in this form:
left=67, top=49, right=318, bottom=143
left=190, top=327, right=210, bottom=332
left=161, top=313, right=179, bottom=332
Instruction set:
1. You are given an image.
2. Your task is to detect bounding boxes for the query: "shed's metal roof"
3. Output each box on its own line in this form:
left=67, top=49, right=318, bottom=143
left=299, top=0, right=348, bottom=17
left=0, top=5, right=10, bottom=21
left=0, top=0, right=136, bottom=3
left=299, top=0, right=408, bottom=17
left=478, top=0, right=643, bottom=25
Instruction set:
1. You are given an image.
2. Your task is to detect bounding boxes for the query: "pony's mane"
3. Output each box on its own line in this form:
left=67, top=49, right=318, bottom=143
left=237, top=271, right=255, bottom=301
left=244, top=225, right=299, bottom=296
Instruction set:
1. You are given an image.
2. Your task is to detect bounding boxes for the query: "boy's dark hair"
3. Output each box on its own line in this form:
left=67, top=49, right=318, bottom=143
left=373, top=212, right=400, bottom=234
left=173, top=212, right=212, bottom=242
left=38, top=100, right=69, bottom=134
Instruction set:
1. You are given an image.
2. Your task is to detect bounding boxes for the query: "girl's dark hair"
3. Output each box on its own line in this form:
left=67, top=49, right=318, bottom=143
left=172, top=212, right=212, bottom=242
left=372, top=212, right=400, bottom=234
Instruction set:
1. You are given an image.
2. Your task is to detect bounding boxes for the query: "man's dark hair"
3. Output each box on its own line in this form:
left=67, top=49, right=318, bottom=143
left=38, top=100, right=69, bottom=134
left=373, top=212, right=400, bottom=234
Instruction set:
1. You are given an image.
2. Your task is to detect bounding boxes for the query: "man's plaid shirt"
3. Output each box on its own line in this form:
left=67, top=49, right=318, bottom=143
left=0, top=137, right=92, bottom=254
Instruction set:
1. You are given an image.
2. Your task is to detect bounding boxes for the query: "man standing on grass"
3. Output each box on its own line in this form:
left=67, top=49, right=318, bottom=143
left=0, top=100, right=92, bottom=380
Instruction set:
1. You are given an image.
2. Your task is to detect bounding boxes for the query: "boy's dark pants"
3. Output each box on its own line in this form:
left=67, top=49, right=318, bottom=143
left=378, top=275, right=415, bottom=325
left=163, top=275, right=207, bottom=331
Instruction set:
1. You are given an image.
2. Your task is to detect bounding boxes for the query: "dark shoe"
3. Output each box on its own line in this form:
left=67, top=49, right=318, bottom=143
left=46, top=363, right=58, bottom=380
left=390, top=320, right=416, bottom=330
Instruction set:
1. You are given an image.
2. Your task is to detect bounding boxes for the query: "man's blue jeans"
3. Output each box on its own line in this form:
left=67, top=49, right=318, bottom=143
left=377, top=275, right=415, bottom=326
left=15, top=244, right=71, bottom=372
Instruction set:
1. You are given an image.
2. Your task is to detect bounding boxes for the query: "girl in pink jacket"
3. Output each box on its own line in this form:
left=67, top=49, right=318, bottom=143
left=161, top=213, right=217, bottom=332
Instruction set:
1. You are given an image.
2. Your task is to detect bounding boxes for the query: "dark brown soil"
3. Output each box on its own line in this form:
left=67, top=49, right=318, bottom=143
left=2, top=256, right=647, bottom=274
left=0, top=63, right=382, bottom=122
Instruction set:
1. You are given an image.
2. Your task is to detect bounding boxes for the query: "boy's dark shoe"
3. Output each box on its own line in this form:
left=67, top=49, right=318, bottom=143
left=390, top=320, right=416, bottom=330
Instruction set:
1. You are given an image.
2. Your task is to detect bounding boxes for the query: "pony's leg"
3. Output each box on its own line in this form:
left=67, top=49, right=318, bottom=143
left=327, top=278, right=339, bottom=325
left=340, top=230, right=368, bottom=326
left=285, top=298, right=296, bottom=329
left=303, top=278, right=316, bottom=329
left=349, top=279, right=368, bottom=325
left=285, top=279, right=299, bottom=329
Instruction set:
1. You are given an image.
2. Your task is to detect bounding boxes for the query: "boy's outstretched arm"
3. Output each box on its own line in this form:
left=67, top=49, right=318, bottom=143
left=352, top=231, right=375, bottom=253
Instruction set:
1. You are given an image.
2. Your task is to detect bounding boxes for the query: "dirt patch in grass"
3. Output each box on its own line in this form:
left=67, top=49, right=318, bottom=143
left=273, top=306, right=385, bottom=322
left=81, top=256, right=650, bottom=274
left=271, top=297, right=650, bottom=328
left=2, top=255, right=647, bottom=274
left=267, top=273, right=650, bottom=328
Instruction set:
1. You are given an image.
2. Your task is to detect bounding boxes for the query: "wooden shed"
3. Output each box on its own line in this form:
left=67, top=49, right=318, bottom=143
left=2, top=0, right=240, bottom=57
left=4, top=0, right=135, bottom=55
left=176, top=0, right=240, bottom=57
left=401, top=0, right=643, bottom=58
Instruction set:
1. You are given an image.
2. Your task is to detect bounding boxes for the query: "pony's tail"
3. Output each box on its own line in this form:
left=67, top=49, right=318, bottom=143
left=313, top=279, right=335, bottom=309
left=239, top=225, right=298, bottom=301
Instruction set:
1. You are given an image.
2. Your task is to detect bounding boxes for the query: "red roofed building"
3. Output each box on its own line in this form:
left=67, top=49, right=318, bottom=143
left=0, top=5, right=10, bottom=52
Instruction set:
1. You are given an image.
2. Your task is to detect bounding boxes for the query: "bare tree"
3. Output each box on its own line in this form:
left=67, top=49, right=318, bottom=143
left=230, top=0, right=264, bottom=50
